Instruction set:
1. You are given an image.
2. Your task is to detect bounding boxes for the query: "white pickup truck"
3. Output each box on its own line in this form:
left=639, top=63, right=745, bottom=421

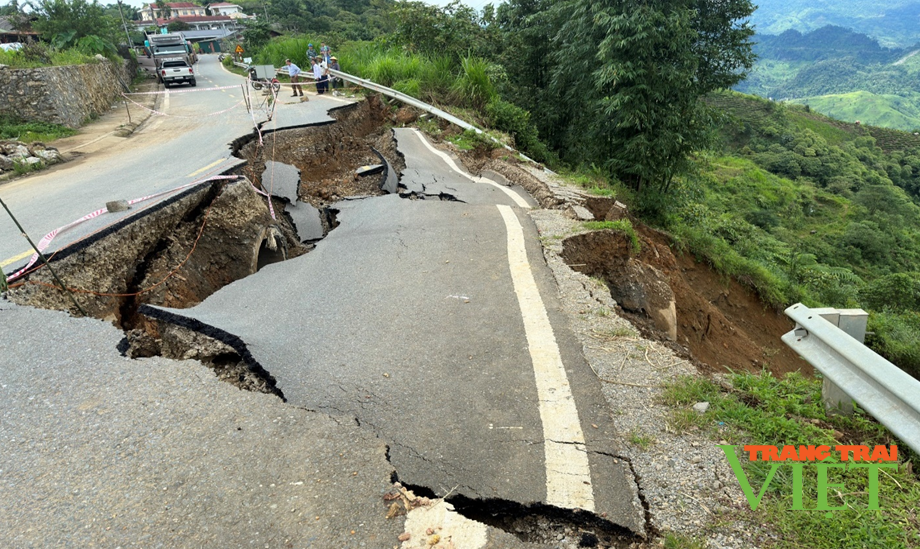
left=159, top=60, right=197, bottom=88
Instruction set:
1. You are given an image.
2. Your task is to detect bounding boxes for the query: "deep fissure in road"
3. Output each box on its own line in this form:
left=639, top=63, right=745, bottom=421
left=390, top=475, right=643, bottom=548
left=5, top=98, right=402, bottom=396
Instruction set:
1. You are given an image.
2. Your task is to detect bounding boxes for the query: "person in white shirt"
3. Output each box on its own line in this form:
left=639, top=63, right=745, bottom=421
left=312, top=58, right=327, bottom=95
left=285, top=59, right=303, bottom=97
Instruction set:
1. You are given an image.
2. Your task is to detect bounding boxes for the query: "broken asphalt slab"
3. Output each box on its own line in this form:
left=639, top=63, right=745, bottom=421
left=393, top=128, right=538, bottom=207
left=142, top=192, right=645, bottom=535
left=0, top=301, right=549, bottom=548
left=0, top=302, right=398, bottom=547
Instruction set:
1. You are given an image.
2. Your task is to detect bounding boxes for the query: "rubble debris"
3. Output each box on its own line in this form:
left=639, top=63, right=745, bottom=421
left=106, top=200, right=130, bottom=213
left=0, top=140, right=64, bottom=174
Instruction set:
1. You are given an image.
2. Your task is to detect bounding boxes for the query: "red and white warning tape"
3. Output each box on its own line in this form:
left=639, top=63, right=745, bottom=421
left=6, top=175, right=241, bottom=283
left=124, top=84, right=241, bottom=95
left=121, top=93, right=245, bottom=119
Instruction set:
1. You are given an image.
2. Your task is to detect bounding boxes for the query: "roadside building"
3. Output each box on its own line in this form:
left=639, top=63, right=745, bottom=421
left=0, top=15, right=38, bottom=45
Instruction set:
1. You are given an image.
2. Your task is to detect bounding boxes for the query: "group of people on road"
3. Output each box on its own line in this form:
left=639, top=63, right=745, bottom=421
left=284, top=42, right=343, bottom=98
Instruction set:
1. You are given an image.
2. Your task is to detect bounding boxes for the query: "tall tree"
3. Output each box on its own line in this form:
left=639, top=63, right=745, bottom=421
left=547, top=0, right=754, bottom=193
left=32, top=0, right=119, bottom=45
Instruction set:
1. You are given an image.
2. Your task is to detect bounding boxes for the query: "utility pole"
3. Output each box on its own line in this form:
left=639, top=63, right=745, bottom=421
left=116, top=0, right=133, bottom=47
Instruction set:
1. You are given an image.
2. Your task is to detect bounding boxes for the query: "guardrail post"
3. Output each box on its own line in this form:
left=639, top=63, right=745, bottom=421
left=806, top=308, right=868, bottom=415
left=783, top=303, right=920, bottom=453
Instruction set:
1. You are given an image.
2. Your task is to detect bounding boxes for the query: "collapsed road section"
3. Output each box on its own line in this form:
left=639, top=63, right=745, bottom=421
left=4, top=99, right=403, bottom=392
left=3, top=96, right=655, bottom=547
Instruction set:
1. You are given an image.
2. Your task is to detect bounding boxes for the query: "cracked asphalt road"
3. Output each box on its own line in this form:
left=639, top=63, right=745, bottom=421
left=147, top=131, right=645, bottom=534
left=1, top=73, right=647, bottom=546
left=0, top=302, right=404, bottom=548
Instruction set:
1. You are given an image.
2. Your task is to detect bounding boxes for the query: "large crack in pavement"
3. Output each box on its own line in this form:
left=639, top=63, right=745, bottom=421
left=4, top=96, right=654, bottom=547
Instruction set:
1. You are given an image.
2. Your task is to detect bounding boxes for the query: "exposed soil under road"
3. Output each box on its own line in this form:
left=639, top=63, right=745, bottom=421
left=5, top=97, right=407, bottom=394
left=559, top=208, right=808, bottom=377
left=237, top=96, right=405, bottom=208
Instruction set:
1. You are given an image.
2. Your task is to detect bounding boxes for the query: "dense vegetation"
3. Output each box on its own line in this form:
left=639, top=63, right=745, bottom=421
left=676, top=92, right=920, bottom=378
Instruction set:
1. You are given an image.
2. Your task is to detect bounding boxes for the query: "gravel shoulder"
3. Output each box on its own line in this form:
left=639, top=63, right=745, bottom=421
left=519, top=168, right=771, bottom=548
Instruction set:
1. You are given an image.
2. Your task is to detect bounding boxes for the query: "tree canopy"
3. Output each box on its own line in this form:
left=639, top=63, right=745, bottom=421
left=493, top=0, right=755, bottom=196
left=31, top=0, right=120, bottom=47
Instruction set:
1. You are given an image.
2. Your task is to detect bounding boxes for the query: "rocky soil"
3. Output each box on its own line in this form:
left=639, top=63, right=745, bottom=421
left=0, top=139, right=64, bottom=176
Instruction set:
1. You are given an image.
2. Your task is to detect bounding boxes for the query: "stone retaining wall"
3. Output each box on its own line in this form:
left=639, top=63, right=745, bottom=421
left=0, top=58, right=135, bottom=129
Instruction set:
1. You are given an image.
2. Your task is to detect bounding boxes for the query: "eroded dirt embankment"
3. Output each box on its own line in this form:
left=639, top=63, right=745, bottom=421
left=560, top=197, right=808, bottom=376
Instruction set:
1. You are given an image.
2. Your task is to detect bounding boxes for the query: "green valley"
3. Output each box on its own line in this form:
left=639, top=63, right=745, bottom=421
left=798, top=91, right=920, bottom=131
left=736, top=26, right=920, bottom=131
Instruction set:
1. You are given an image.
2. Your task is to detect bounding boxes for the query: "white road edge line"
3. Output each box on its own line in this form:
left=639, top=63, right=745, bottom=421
left=497, top=204, right=595, bottom=512
left=411, top=129, right=530, bottom=209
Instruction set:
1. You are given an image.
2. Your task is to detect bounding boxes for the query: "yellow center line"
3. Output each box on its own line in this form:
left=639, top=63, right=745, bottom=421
left=1, top=249, right=34, bottom=268
left=187, top=159, right=226, bottom=178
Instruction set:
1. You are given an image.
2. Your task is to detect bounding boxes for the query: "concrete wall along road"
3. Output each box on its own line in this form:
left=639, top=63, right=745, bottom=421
left=0, top=58, right=134, bottom=129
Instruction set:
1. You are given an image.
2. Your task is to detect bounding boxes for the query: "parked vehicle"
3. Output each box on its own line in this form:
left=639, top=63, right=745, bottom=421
left=160, top=60, right=196, bottom=88
left=148, top=33, right=196, bottom=70
left=248, top=66, right=280, bottom=93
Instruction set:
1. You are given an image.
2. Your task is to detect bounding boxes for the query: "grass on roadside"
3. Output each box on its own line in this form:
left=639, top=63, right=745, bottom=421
left=0, top=47, right=96, bottom=68
left=446, top=129, right=500, bottom=151
left=662, top=372, right=920, bottom=549
left=0, top=117, right=76, bottom=143
left=582, top=219, right=642, bottom=253
left=628, top=428, right=656, bottom=450
left=221, top=55, right=250, bottom=77
left=662, top=532, right=707, bottom=549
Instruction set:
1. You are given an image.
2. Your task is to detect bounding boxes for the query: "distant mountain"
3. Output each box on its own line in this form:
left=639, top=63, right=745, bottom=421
left=735, top=25, right=920, bottom=130
left=752, top=0, right=920, bottom=47
left=753, top=26, right=903, bottom=64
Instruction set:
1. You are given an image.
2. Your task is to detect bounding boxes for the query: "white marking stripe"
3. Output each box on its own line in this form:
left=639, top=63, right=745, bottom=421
left=411, top=129, right=530, bottom=209
left=497, top=204, right=595, bottom=511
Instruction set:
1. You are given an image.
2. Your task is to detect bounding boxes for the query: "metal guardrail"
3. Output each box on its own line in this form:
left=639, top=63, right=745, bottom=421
left=228, top=60, right=542, bottom=167
left=325, top=67, right=540, bottom=166
left=782, top=303, right=920, bottom=454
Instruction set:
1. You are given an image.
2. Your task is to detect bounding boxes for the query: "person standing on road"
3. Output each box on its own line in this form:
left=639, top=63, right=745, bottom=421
left=329, top=56, right=342, bottom=95
left=312, top=57, right=327, bottom=95
left=285, top=59, right=304, bottom=97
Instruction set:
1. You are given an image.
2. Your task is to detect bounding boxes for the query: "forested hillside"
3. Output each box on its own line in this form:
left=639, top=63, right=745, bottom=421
left=692, top=93, right=920, bottom=377
left=751, top=0, right=920, bottom=47
left=736, top=25, right=920, bottom=130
